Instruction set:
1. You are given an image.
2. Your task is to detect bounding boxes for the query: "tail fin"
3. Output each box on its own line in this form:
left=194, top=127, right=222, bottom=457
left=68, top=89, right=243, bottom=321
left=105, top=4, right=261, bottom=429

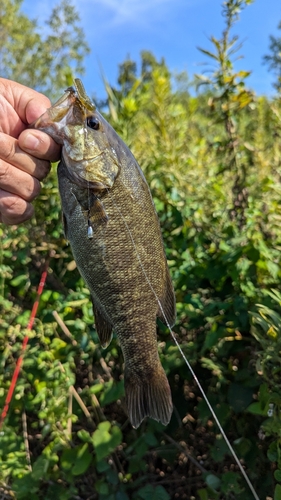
left=124, top=365, right=173, bottom=429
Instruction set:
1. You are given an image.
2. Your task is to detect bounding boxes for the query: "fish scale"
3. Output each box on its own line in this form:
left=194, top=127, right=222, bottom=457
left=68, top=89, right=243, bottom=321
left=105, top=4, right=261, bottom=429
left=33, top=80, right=176, bottom=428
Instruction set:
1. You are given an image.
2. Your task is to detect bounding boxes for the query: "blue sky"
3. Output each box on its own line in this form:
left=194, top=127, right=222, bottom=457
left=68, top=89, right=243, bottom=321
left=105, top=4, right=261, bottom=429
left=22, top=0, right=281, bottom=100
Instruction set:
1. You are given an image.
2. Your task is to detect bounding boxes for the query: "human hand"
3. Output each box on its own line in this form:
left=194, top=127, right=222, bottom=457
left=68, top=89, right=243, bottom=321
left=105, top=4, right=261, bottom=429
left=0, top=78, right=61, bottom=224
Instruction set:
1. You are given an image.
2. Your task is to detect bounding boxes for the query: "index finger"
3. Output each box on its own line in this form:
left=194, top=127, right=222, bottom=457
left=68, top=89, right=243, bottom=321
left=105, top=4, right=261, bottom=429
left=19, top=129, right=61, bottom=163
left=0, top=78, right=51, bottom=125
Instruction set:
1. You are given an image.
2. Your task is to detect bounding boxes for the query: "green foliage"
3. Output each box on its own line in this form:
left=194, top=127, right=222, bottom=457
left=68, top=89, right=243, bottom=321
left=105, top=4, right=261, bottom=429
left=250, top=290, right=281, bottom=500
left=264, top=20, right=281, bottom=92
left=92, top=422, right=122, bottom=462
left=1, top=0, right=281, bottom=499
left=0, top=0, right=90, bottom=98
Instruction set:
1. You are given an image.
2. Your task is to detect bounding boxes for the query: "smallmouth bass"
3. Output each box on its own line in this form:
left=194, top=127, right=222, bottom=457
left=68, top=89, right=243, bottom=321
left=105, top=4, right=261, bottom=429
left=33, top=80, right=176, bottom=428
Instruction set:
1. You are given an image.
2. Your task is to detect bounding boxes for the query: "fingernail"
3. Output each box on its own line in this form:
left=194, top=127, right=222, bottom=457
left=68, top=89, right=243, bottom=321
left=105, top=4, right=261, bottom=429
left=22, top=132, right=40, bottom=151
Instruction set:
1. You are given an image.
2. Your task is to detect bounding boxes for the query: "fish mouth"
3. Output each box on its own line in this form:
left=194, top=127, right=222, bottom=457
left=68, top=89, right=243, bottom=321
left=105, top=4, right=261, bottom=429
left=30, top=88, right=77, bottom=143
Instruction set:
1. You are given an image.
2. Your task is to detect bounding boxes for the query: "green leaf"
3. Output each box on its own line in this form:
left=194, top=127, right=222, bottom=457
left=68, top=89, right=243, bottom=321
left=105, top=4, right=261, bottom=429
left=99, top=380, right=125, bottom=407
left=72, top=443, right=92, bottom=475
left=227, top=383, right=254, bottom=412
left=60, top=448, right=77, bottom=471
left=90, top=383, right=104, bottom=395
left=211, top=437, right=229, bottom=462
left=274, top=484, right=281, bottom=500
left=205, top=474, right=221, bottom=491
left=246, top=402, right=268, bottom=416
left=128, top=457, right=146, bottom=474
left=221, top=471, right=242, bottom=495
left=77, top=429, right=92, bottom=442
left=92, top=422, right=122, bottom=462
left=266, top=260, right=279, bottom=279
left=197, top=46, right=218, bottom=61
left=198, top=489, right=209, bottom=500
left=95, top=480, right=109, bottom=495
left=233, top=437, right=252, bottom=457
left=202, top=330, right=224, bottom=351
left=274, top=470, right=281, bottom=483
left=10, top=274, right=29, bottom=287
left=133, top=439, right=149, bottom=459
left=65, top=298, right=89, bottom=307
left=144, top=432, right=158, bottom=447
left=96, top=460, right=111, bottom=473
left=116, top=492, right=130, bottom=500
left=268, top=442, right=278, bottom=462
left=106, top=468, right=119, bottom=485
left=137, top=484, right=170, bottom=500
left=60, top=444, right=92, bottom=475
left=31, top=456, right=49, bottom=481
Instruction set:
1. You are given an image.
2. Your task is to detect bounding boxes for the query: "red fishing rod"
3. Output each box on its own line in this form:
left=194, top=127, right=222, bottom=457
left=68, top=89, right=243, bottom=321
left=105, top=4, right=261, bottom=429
left=0, top=260, right=49, bottom=429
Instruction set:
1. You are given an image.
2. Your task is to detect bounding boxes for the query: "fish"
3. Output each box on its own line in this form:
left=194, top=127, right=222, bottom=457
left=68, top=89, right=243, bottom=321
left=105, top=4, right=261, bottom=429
left=32, top=79, right=176, bottom=428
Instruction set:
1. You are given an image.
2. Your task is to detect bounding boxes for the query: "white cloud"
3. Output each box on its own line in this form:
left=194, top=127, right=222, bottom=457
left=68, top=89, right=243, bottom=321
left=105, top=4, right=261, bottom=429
left=82, top=0, right=181, bottom=26
left=23, top=0, right=188, bottom=34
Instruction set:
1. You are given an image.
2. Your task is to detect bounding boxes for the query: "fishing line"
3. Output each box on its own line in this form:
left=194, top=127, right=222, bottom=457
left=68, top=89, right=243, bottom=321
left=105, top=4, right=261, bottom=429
left=83, top=118, right=94, bottom=240
left=106, top=189, right=260, bottom=500
left=87, top=180, right=94, bottom=239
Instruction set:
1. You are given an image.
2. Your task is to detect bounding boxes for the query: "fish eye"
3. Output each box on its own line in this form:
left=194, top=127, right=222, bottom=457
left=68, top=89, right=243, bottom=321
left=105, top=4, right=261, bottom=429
left=87, top=116, right=100, bottom=130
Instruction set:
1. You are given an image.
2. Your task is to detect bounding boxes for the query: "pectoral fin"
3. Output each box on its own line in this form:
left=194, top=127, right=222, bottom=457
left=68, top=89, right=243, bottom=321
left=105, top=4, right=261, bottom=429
left=92, top=300, right=113, bottom=348
left=76, top=191, right=108, bottom=225
left=89, top=196, right=108, bottom=224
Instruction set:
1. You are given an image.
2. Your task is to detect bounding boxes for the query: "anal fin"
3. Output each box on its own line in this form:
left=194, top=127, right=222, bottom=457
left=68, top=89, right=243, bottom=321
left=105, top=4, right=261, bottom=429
left=92, top=300, right=113, bottom=348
